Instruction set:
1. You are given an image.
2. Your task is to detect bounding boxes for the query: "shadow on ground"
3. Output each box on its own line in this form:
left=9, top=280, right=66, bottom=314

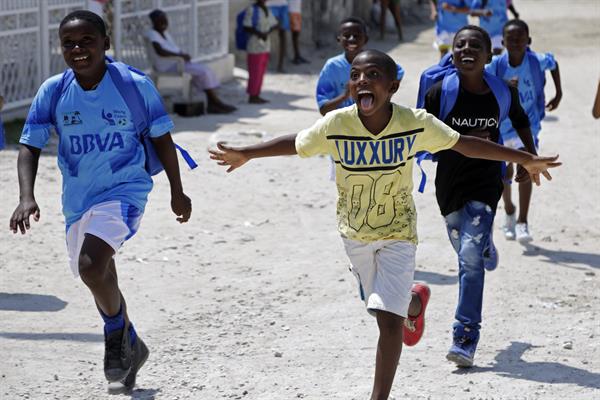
left=0, top=292, right=68, bottom=312
left=0, top=332, right=103, bottom=342
left=415, top=270, right=457, bottom=285
left=453, top=341, right=600, bottom=390
left=521, top=243, right=600, bottom=270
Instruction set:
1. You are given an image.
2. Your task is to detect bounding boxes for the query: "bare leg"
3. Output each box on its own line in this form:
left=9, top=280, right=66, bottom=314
left=371, top=310, right=404, bottom=400
left=277, top=28, right=286, bottom=72
left=389, top=1, right=403, bottom=41
left=517, top=179, right=532, bottom=223
left=205, top=89, right=236, bottom=113
left=380, top=0, right=389, bottom=40
left=79, top=234, right=121, bottom=317
left=502, top=163, right=517, bottom=216
left=292, top=31, right=300, bottom=60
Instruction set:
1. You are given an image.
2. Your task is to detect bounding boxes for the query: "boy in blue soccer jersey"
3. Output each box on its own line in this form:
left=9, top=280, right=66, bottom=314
left=210, top=49, right=560, bottom=398
left=487, top=19, right=562, bottom=242
left=429, top=1, right=491, bottom=58
left=316, top=17, right=404, bottom=117
left=9, top=11, right=191, bottom=392
left=470, top=0, right=509, bottom=54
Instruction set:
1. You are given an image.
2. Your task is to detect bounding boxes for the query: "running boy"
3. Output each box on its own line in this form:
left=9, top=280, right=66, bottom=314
left=9, top=11, right=191, bottom=392
left=316, top=17, right=404, bottom=117
left=429, top=1, right=490, bottom=58
left=210, top=49, right=560, bottom=398
left=422, top=25, right=540, bottom=367
left=487, top=19, right=562, bottom=242
left=470, top=0, right=509, bottom=54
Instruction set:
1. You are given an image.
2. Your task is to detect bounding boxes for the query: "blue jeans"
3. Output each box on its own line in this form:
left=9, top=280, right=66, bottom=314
left=444, top=201, right=495, bottom=331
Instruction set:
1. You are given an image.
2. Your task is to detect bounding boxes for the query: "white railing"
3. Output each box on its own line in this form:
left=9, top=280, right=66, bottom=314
left=0, top=0, right=229, bottom=111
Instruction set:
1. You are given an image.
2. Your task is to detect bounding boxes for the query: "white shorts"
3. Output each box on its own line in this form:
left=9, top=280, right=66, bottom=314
left=342, top=238, right=416, bottom=318
left=66, top=201, right=143, bottom=278
left=491, top=34, right=503, bottom=50
left=434, top=30, right=455, bottom=51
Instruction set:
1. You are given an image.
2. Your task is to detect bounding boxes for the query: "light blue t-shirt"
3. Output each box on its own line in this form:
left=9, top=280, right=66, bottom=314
left=436, top=0, right=469, bottom=34
left=20, top=69, right=174, bottom=226
left=471, top=0, right=507, bottom=37
left=316, top=53, right=405, bottom=110
left=486, top=51, right=556, bottom=139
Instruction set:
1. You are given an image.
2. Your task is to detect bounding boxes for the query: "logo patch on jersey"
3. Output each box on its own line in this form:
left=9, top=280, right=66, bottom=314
left=63, top=111, right=82, bottom=126
left=102, top=109, right=129, bottom=127
left=69, top=132, right=124, bottom=155
left=328, top=128, right=423, bottom=171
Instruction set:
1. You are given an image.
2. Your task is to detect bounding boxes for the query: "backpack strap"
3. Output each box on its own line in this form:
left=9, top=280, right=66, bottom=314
left=526, top=48, right=546, bottom=119
left=496, top=52, right=509, bottom=78
left=483, top=71, right=511, bottom=123
left=440, top=70, right=460, bottom=121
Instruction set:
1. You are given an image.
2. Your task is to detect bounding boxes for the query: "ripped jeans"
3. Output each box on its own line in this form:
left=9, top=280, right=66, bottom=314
left=444, top=200, right=496, bottom=331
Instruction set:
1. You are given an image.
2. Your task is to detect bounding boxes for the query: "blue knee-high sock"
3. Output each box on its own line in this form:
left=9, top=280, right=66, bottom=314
left=100, top=306, right=125, bottom=334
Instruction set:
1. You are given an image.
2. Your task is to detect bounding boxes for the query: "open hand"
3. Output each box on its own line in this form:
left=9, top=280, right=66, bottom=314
left=171, top=191, right=191, bottom=223
left=208, top=142, right=249, bottom=173
left=10, top=199, right=40, bottom=234
left=546, top=94, right=562, bottom=111
left=521, top=155, right=561, bottom=186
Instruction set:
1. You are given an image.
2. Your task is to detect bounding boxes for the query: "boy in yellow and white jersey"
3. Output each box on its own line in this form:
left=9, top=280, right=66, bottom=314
left=209, top=49, right=560, bottom=399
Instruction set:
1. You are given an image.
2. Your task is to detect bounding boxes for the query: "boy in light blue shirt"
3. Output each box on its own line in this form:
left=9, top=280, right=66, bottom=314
left=486, top=19, right=562, bottom=242
left=316, top=17, right=404, bottom=116
left=471, top=0, right=509, bottom=54
left=10, top=11, right=191, bottom=393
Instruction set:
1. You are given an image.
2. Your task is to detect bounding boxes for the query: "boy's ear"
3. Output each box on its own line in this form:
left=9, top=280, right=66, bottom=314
left=104, top=36, right=110, bottom=51
left=528, top=37, right=532, bottom=46
left=389, top=79, right=400, bottom=95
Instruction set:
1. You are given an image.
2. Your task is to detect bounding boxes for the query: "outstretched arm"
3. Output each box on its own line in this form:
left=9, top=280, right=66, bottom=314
left=208, top=134, right=298, bottom=172
left=10, top=144, right=41, bottom=234
left=151, top=133, right=192, bottom=223
left=546, top=62, right=563, bottom=111
left=508, top=4, right=520, bottom=19
left=452, top=135, right=561, bottom=185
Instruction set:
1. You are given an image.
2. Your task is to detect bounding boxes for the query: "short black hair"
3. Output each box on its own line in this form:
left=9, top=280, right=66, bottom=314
left=454, top=25, right=492, bottom=53
left=59, top=10, right=106, bottom=37
left=339, top=16, right=368, bottom=35
left=503, top=19, right=529, bottom=36
left=353, top=49, right=397, bottom=81
left=149, top=9, right=166, bottom=22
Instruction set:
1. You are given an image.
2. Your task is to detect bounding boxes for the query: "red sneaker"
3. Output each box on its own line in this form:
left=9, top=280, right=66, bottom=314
left=403, top=283, right=431, bottom=346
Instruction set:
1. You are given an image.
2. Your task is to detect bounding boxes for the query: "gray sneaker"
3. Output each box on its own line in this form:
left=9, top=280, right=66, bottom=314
left=104, top=328, right=132, bottom=382
left=516, top=222, right=533, bottom=243
left=108, top=336, right=149, bottom=394
left=503, top=213, right=516, bottom=240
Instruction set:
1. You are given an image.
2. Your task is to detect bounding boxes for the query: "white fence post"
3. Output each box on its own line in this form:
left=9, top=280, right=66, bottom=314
left=191, top=0, right=198, bottom=59
left=113, top=0, right=122, bottom=60
left=40, top=0, right=49, bottom=84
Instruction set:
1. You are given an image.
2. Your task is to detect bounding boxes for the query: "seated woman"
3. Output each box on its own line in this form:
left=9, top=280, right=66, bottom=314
left=148, top=9, right=236, bottom=114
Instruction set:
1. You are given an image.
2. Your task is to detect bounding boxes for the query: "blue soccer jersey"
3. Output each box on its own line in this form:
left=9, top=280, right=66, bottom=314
left=487, top=51, right=556, bottom=140
left=316, top=53, right=405, bottom=110
left=471, top=0, right=507, bottom=37
left=436, top=0, right=469, bottom=35
left=20, top=69, right=174, bottom=226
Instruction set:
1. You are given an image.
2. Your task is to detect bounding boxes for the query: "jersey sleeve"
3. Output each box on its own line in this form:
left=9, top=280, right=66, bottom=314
left=414, top=109, right=460, bottom=154
left=135, top=76, right=174, bottom=138
left=536, top=52, right=557, bottom=72
left=507, top=85, right=530, bottom=129
left=295, top=114, right=333, bottom=158
left=316, top=62, right=338, bottom=109
left=20, top=76, right=60, bottom=149
left=243, top=7, right=254, bottom=28
left=396, top=63, right=405, bottom=81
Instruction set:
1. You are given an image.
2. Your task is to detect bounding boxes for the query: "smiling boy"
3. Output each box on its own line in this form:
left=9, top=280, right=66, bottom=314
left=209, top=49, right=560, bottom=398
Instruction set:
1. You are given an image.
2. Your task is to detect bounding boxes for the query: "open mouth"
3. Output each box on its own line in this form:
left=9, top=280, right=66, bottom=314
left=357, top=90, right=375, bottom=112
left=73, top=55, right=89, bottom=63
left=460, top=56, right=475, bottom=64
left=345, top=44, right=358, bottom=52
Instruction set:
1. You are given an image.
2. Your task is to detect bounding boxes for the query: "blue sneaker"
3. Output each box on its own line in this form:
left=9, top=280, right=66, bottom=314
left=446, top=325, right=480, bottom=367
left=483, top=231, right=498, bottom=271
